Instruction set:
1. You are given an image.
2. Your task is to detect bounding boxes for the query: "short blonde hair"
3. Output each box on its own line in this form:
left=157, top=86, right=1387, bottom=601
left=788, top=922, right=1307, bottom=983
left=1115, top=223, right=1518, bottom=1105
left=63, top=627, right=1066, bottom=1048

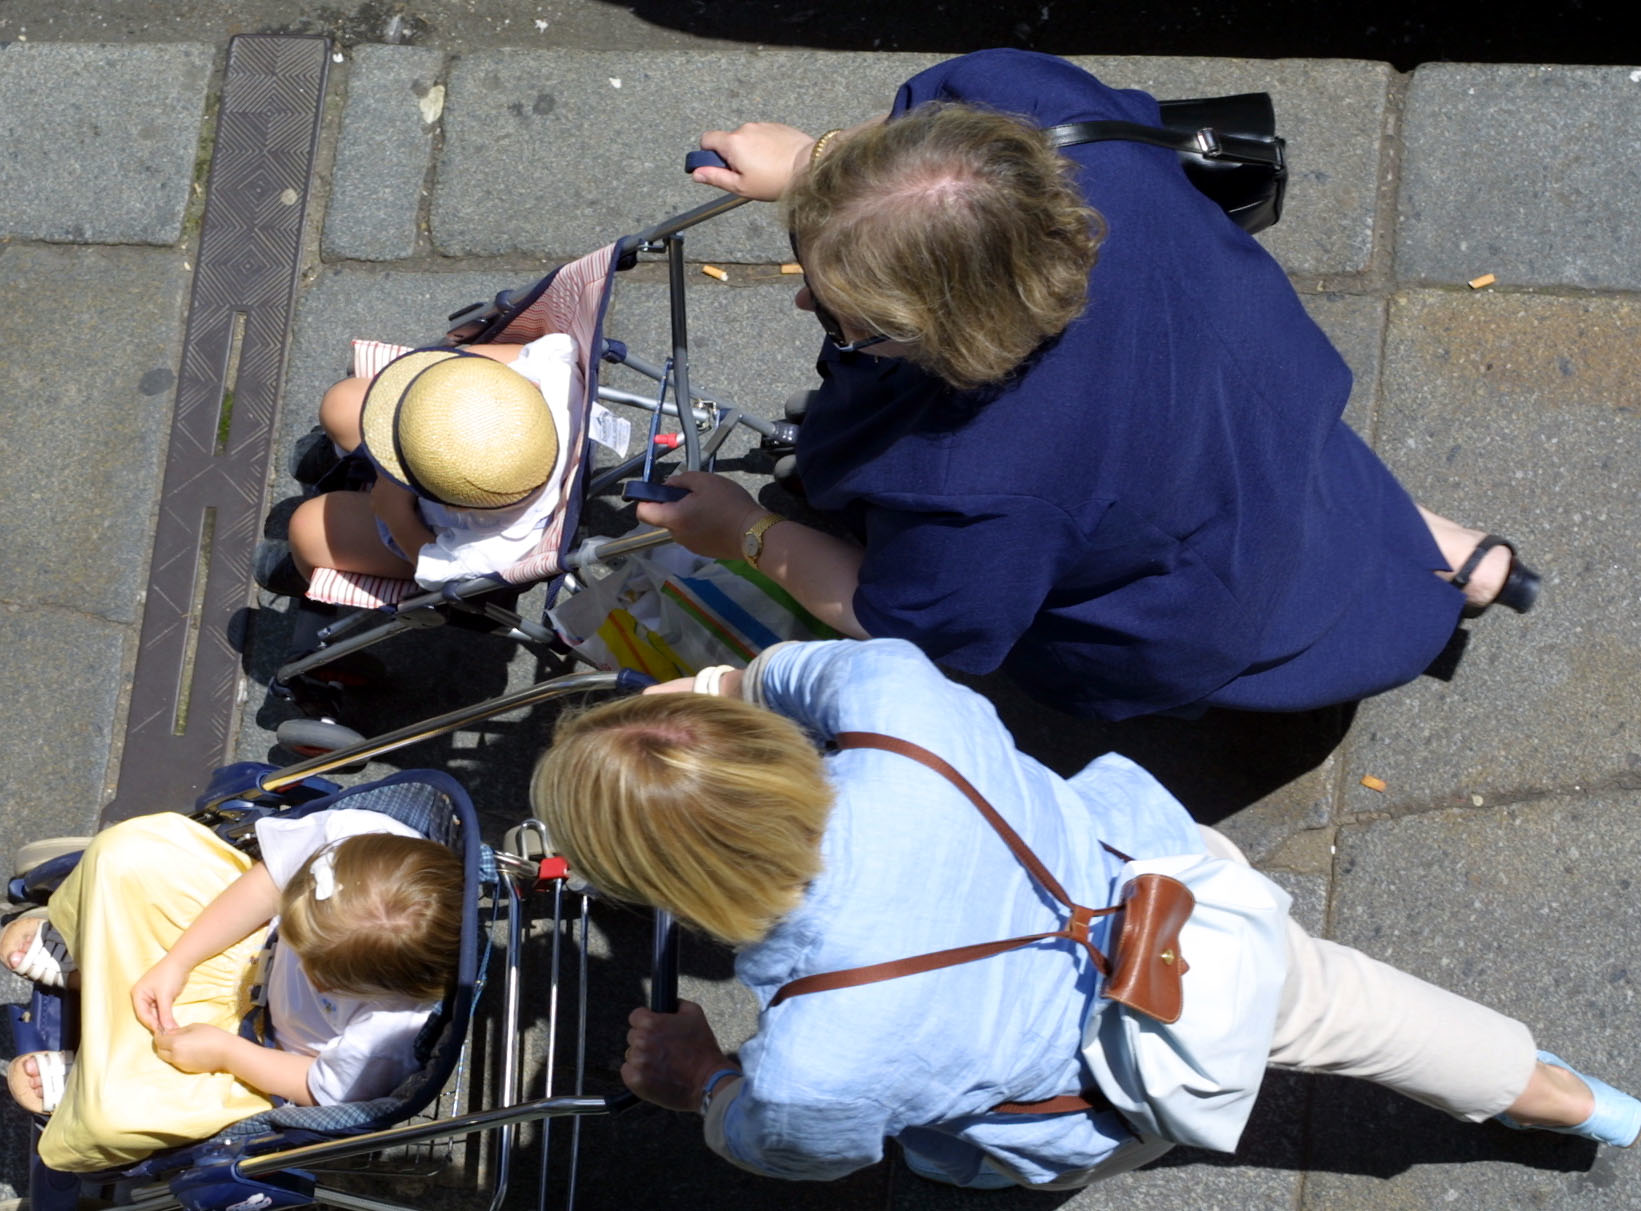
left=280, top=833, right=463, bottom=1003
left=530, top=694, right=833, bottom=946
left=782, top=102, right=1104, bottom=391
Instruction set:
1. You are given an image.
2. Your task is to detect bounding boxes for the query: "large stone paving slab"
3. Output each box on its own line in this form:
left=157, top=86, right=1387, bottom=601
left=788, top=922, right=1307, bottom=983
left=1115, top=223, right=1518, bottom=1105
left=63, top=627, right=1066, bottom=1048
left=431, top=49, right=943, bottom=261
left=0, top=245, right=193, bottom=623
left=0, top=41, right=214, bottom=244
left=1345, top=290, right=1641, bottom=808
left=1397, top=64, right=1641, bottom=291
left=323, top=44, right=448, bottom=261
left=429, top=50, right=1389, bottom=276
left=1304, top=792, right=1641, bottom=1208
left=0, top=606, right=124, bottom=842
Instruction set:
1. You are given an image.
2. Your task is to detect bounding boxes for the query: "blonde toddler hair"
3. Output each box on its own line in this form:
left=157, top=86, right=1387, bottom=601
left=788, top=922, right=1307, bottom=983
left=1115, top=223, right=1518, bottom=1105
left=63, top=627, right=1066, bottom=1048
left=279, top=832, right=463, bottom=1003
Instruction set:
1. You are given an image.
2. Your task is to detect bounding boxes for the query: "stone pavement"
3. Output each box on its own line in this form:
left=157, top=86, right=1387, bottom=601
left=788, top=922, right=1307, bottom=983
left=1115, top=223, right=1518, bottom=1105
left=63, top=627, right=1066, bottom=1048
left=3, top=27, right=1640, bottom=1211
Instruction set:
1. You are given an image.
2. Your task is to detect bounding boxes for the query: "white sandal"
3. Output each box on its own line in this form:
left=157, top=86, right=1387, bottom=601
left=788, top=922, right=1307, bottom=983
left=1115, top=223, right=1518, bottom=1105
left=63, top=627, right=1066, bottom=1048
left=2, top=907, right=76, bottom=988
left=7, top=1050, right=73, bottom=1114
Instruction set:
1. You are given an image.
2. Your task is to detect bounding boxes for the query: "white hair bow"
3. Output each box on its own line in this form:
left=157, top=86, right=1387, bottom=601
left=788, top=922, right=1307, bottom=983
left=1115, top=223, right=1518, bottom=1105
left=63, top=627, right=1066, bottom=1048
left=310, top=847, right=343, bottom=901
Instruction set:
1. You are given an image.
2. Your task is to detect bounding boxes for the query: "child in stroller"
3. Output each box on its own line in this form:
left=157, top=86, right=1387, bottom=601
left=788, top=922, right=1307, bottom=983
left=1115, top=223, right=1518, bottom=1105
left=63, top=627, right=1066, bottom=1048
left=4, top=806, right=462, bottom=1173
left=257, top=333, right=578, bottom=596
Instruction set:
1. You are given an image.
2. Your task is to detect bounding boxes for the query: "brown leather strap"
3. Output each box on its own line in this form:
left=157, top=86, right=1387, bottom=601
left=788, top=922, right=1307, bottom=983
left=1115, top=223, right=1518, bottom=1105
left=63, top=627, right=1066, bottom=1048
left=770, top=734, right=1119, bottom=1010
left=837, top=733, right=1085, bottom=909
left=770, top=931, right=1091, bottom=1007
left=993, top=1089, right=1113, bottom=1116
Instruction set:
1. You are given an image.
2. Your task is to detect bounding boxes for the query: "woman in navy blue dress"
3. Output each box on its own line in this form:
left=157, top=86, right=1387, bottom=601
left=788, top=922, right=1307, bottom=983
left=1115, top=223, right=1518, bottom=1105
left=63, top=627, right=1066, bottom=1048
left=640, top=49, right=1537, bottom=721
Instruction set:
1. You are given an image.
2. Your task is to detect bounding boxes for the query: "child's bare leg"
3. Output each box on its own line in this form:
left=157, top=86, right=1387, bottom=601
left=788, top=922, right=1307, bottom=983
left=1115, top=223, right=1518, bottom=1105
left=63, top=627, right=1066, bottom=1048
left=319, top=377, right=369, bottom=453
left=287, top=491, right=417, bottom=580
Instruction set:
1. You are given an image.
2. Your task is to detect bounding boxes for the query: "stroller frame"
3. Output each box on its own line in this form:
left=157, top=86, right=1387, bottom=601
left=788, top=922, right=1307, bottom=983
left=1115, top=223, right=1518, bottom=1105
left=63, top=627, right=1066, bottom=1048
left=8, top=666, right=677, bottom=1211
left=271, top=188, right=792, bottom=711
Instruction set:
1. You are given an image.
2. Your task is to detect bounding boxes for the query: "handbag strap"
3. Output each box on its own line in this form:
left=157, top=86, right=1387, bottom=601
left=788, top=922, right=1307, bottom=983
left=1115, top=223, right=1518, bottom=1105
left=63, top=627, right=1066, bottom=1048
left=1045, top=119, right=1285, bottom=168
left=768, top=732, right=1122, bottom=1008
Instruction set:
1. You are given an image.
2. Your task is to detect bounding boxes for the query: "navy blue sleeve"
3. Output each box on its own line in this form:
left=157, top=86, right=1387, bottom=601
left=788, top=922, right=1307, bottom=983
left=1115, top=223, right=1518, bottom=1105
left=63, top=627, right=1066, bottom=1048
left=892, top=49, right=1160, bottom=127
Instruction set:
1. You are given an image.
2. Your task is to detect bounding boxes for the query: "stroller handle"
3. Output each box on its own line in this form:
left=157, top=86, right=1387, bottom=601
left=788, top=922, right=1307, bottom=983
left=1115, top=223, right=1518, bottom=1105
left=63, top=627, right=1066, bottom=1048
left=684, top=149, right=729, bottom=172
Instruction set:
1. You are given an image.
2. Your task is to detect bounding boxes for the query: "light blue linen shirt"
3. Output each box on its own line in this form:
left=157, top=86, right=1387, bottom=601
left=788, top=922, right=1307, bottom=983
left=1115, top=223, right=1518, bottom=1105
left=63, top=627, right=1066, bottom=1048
left=720, top=639, right=1203, bottom=1186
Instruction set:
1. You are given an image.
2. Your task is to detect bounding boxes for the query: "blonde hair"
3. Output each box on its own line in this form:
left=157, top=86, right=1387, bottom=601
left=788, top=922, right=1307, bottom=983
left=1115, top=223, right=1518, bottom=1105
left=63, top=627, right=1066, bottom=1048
left=530, top=694, right=833, bottom=946
left=279, top=833, right=463, bottom=1003
left=782, top=103, right=1104, bottom=391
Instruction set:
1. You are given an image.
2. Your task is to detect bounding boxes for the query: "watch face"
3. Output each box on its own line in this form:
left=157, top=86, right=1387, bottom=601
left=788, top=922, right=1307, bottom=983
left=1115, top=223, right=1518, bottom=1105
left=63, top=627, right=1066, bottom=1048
left=742, top=530, right=760, bottom=559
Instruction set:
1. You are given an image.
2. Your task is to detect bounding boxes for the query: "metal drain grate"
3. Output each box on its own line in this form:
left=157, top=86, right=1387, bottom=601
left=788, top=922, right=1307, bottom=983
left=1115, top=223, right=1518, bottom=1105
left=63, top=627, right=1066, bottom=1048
left=103, top=35, right=329, bottom=822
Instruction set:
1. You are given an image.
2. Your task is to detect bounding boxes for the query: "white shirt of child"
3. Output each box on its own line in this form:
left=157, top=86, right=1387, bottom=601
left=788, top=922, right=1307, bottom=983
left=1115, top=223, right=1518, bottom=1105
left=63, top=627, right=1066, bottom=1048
left=254, top=808, right=446, bottom=1106
left=412, top=332, right=581, bottom=587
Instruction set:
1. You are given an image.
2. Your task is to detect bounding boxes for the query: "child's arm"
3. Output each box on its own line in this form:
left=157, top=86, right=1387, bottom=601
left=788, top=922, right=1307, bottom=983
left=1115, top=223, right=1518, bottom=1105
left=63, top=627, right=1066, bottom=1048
left=153, top=1024, right=318, bottom=1106
left=132, top=862, right=282, bottom=1034
left=369, top=477, right=436, bottom=566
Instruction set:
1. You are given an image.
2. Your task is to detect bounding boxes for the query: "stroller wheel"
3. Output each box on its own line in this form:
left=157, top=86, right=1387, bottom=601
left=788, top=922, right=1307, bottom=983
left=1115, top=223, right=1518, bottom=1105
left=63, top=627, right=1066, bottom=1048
left=13, top=836, right=92, bottom=880
left=277, top=718, right=369, bottom=769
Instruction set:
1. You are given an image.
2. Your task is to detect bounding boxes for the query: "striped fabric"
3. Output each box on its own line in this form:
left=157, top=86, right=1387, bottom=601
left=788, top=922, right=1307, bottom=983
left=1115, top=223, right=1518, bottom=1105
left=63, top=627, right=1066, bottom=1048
left=305, top=565, right=416, bottom=609
left=350, top=339, right=416, bottom=379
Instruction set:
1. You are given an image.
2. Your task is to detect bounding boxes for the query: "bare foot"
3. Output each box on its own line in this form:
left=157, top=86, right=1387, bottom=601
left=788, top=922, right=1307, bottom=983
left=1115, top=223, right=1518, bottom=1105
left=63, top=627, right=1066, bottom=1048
left=1, top=912, right=79, bottom=990
left=5, top=1052, right=62, bottom=1114
left=1418, top=506, right=1513, bottom=608
left=1, top=913, right=37, bottom=973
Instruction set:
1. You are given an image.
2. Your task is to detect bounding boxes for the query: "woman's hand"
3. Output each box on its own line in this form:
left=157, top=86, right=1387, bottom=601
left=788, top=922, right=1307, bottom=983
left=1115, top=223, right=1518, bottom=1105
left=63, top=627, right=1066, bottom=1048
left=153, top=1023, right=233, bottom=1074
left=621, top=1000, right=732, bottom=1113
left=633, top=471, right=766, bottom=562
left=693, top=123, right=816, bottom=201
left=131, top=956, right=188, bottom=1034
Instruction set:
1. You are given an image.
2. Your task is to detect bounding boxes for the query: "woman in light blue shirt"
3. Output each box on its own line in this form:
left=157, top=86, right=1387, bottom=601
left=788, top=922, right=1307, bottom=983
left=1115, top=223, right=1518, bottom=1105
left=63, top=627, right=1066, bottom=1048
left=529, top=640, right=1635, bottom=1189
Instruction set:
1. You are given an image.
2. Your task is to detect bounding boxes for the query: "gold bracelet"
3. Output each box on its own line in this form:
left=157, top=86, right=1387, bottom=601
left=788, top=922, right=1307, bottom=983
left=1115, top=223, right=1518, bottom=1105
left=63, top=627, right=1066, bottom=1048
left=809, top=129, right=843, bottom=171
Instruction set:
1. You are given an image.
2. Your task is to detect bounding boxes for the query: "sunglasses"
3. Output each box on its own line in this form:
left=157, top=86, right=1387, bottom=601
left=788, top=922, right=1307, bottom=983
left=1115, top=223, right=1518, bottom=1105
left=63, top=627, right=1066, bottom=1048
left=789, top=233, right=891, bottom=354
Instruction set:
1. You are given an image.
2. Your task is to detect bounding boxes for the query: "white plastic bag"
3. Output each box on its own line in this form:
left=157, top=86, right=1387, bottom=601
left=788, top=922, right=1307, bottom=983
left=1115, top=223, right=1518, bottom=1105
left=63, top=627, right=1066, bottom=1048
left=550, top=539, right=839, bottom=677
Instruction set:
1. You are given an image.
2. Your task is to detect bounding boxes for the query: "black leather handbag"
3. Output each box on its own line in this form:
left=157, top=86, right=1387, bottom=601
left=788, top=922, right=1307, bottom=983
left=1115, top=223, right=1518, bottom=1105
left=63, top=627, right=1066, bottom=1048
left=1046, top=93, right=1288, bottom=234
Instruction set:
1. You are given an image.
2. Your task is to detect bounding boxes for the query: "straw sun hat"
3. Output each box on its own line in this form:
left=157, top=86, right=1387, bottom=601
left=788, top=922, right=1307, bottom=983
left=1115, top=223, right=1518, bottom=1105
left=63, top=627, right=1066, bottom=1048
left=360, top=349, right=559, bottom=509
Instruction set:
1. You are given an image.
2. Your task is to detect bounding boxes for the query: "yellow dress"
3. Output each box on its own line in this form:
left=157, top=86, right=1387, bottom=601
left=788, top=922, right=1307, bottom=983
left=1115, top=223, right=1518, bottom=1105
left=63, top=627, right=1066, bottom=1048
left=38, top=813, right=277, bottom=1172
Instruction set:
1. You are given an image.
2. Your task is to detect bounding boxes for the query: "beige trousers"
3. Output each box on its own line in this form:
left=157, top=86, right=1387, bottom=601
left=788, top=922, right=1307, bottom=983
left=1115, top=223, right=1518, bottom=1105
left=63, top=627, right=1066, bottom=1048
left=1199, top=826, right=1538, bottom=1122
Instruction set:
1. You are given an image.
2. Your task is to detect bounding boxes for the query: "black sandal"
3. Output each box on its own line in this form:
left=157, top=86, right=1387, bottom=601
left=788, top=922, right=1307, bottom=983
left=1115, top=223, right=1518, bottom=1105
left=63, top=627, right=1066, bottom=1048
left=1452, top=534, right=1541, bottom=616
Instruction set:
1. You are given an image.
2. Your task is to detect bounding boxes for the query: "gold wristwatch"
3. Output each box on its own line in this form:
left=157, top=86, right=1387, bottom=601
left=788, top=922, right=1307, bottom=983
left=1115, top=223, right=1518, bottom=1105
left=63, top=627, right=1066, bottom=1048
left=740, top=512, right=785, bottom=569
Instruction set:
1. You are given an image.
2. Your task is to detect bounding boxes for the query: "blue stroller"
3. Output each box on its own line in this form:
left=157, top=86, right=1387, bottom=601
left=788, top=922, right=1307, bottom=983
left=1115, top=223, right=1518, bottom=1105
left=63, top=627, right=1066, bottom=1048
left=6, top=665, right=674, bottom=1211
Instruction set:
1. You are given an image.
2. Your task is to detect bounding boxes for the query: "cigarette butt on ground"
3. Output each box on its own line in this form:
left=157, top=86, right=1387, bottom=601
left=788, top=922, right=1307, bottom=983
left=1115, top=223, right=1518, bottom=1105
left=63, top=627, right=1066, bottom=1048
left=1359, top=774, right=1388, bottom=792
left=1467, top=273, right=1496, bottom=289
left=780, top=262, right=804, bottom=274
left=701, top=265, right=729, bottom=281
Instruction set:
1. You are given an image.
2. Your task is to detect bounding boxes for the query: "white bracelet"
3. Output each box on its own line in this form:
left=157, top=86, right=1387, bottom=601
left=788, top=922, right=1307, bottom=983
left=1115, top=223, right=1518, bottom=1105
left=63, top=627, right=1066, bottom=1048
left=692, top=665, right=736, bottom=696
